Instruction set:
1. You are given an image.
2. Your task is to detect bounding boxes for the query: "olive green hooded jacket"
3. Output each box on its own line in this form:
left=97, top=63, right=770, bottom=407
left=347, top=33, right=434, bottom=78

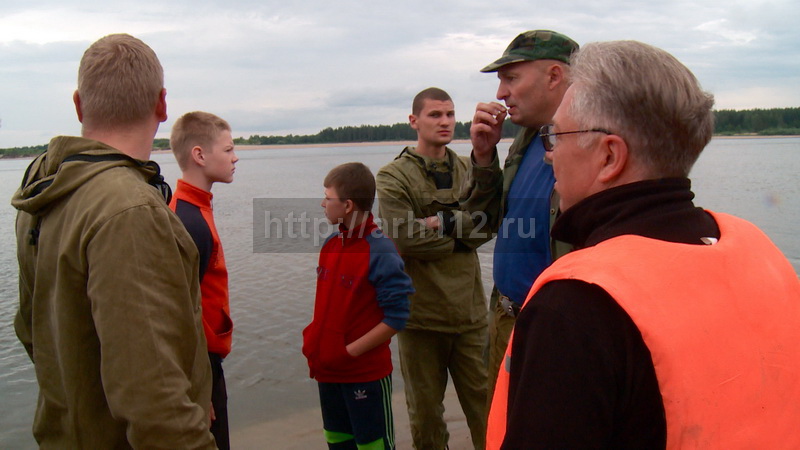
left=11, top=136, right=215, bottom=449
left=376, top=146, right=493, bottom=333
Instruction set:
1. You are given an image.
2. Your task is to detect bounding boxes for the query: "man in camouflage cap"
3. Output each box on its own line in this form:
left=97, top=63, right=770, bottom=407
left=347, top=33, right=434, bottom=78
left=460, top=29, right=579, bottom=405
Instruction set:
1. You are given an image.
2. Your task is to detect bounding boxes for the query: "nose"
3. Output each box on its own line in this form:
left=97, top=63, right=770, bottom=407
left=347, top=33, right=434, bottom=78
left=496, top=83, right=509, bottom=101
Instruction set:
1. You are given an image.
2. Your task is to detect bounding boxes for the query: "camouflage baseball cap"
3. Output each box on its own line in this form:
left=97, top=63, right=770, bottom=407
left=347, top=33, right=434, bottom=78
left=480, top=30, right=579, bottom=73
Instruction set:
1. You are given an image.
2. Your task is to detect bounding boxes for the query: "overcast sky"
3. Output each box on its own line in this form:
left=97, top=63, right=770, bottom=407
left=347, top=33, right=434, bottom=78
left=1, top=0, right=798, bottom=148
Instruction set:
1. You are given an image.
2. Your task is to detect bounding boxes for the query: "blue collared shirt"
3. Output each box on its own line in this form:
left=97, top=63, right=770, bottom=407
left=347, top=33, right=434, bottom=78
left=493, top=136, right=554, bottom=305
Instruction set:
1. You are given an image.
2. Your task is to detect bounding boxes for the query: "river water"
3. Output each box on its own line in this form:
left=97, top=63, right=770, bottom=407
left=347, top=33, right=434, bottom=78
left=1, top=137, right=798, bottom=448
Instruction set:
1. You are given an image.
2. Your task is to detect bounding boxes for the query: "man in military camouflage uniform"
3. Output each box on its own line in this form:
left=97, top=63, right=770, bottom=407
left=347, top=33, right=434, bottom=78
left=377, top=87, right=493, bottom=449
left=462, top=30, right=579, bottom=403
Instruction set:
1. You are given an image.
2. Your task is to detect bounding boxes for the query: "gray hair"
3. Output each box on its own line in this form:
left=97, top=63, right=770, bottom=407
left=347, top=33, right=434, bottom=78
left=568, top=41, right=715, bottom=177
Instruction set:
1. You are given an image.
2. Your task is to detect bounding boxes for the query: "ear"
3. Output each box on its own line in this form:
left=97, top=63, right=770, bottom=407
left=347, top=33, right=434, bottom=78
left=409, top=114, right=418, bottom=130
left=73, top=90, right=83, bottom=123
left=190, top=146, right=205, bottom=167
left=155, top=88, right=167, bottom=123
left=596, top=135, right=629, bottom=184
left=546, top=63, right=565, bottom=89
left=344, top=199, right=355, bottom=215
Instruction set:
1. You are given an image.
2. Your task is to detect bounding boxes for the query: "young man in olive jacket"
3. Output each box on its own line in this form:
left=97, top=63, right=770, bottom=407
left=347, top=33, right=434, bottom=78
left=12, top=34, right=215, bottom=448
left=377, top=88, right=493, bottom=449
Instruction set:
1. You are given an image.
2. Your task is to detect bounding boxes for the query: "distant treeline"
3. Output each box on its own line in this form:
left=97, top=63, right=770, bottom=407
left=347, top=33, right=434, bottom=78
left=0, top=144, right=48, bottom=159
left=236, top=107, right=800, bottom=145
left=715, top=107, right=800, bottom=135
left=233, top=120, right=522, bottom=146
left=2, top=107, right=799, bottom=158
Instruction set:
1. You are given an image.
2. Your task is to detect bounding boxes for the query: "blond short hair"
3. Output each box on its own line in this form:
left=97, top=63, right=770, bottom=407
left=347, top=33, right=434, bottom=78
left=170, top=111, right=231, bottom=170
left=77, top=34, right=164, bottom=129
left=569, top=40, right=715, bottom=177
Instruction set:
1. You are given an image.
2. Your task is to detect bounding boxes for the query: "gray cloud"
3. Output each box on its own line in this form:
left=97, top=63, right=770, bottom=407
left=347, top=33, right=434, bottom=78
left=1, top=0, right=798, bottom=147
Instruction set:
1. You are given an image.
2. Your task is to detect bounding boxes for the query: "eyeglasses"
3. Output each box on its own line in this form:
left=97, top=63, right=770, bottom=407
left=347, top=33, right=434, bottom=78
left=539, top=124, right=613, bottom=152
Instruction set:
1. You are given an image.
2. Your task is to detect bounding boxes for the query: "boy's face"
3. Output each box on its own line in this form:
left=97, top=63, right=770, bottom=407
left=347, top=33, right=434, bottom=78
left=202, top=129, right=238, bottom=184
left=410, top=98, right=455, bottom=148
left=321, top=186, right=350, bottom=225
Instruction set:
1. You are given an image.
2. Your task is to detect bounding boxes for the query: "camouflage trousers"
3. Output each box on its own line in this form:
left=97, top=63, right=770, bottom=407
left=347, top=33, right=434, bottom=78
left=486, top=290, right=516, bottom=408
left=398, top=327, right=488, bottom=450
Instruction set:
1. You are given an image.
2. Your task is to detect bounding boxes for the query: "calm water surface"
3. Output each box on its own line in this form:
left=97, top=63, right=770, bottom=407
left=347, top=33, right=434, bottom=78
left=0, top=138, right=798, bottom=448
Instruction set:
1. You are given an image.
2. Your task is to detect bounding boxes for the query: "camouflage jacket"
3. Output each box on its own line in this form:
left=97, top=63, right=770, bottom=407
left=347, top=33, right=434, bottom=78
left=461, top=126, right=571, bottom=260
left=376, top=146, right=491, bottom=332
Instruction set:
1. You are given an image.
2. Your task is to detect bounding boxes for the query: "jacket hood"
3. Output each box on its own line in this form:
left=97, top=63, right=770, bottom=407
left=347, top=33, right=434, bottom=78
left=395, top=145, right=456, bottom=168
left=11, top=136, right=170, bottom=215
left=394, top=146, right=459, bottom=190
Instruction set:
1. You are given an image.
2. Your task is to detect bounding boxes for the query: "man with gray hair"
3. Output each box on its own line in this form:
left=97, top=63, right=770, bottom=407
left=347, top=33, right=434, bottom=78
left=487, top=40, right=800, bottom=448
left=12, top=34, right=215, bottom=448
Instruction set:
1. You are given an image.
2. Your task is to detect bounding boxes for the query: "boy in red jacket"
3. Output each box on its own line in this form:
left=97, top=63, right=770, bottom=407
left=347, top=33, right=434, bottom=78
left=303, top=162, right=413, bottom=449
left=169, top=111, right=238, bottom=449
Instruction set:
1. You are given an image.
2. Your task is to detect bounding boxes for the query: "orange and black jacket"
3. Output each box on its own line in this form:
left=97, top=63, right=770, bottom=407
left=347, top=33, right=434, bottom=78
left=170, top=179, right=233, bottom=357
left=489, top=178, right=800, bottom=449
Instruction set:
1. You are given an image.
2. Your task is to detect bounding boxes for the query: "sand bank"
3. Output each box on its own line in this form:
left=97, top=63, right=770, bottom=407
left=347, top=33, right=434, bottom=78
left=229, top=139, right=482, bottom=151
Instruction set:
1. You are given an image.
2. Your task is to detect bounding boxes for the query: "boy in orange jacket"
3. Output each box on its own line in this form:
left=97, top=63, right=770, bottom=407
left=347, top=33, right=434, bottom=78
left=169, top=111, right=238, bottom=449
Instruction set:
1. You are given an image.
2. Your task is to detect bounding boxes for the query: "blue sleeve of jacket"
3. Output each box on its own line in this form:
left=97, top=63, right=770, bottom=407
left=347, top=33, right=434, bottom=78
left=367, top=232, right=414, bottom=331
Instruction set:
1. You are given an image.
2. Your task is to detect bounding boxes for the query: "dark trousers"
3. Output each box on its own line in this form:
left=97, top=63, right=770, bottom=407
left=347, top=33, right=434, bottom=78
left=318, top=375, right=395, bottom=449
left=209, top=352, right=229, bottom=450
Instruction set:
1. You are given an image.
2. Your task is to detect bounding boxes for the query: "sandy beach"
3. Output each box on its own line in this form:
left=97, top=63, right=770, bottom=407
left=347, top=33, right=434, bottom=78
left=231, top=382, right=476, bottom=449
left=218, top=138, right=484, bottom=152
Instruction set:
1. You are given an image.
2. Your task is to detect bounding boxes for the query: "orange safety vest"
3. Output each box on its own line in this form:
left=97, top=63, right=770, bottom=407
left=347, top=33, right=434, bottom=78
left=487, top=211, right=800, bottom=449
